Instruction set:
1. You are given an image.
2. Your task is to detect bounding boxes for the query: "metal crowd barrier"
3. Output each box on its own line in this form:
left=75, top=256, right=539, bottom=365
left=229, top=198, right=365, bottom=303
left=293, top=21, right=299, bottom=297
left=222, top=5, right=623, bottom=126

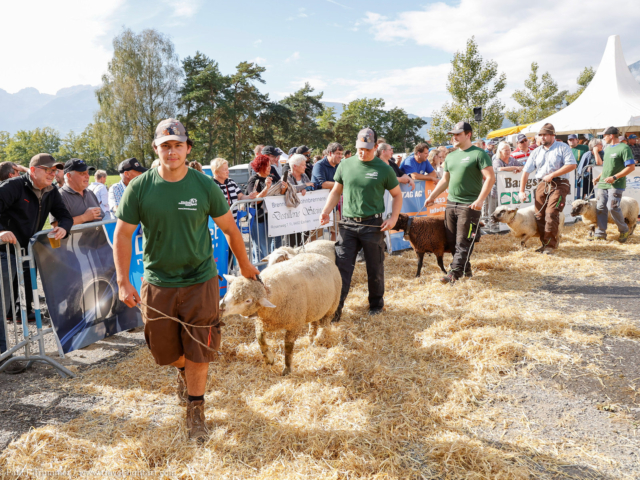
left=228, top=196, right=339, bottom=273
left=0, top=240, right=75, bottom=378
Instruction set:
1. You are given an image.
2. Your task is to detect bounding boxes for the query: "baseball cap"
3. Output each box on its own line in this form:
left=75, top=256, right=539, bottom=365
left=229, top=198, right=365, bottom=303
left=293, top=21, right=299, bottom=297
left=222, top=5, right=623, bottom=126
left=296, top=145, right=311, bottom=155
left=487, top=139, right=497, bottom=146
left=30, top=153, right=63, bottom=169
left=261, top=146, right=280, bottom=156
left=600, top=126, right=619, bottom=135
left=447, top=121, right=472, bottom=135
left=355, top=128, right=376, bottom=149
left=288, top=147, right=298, bottom=156
left=63, top=158, right=94, bottom=174
left=154, top=118, right=189, bottom=146
left=567, top=134, right=578, bottom=140
left=275, top=148, right=285, bottom=156
left=118, top=158, right=148, bottom=174
left=516, top=134, right=528, bottom=143
left=629, top=134, right=637, bottom=139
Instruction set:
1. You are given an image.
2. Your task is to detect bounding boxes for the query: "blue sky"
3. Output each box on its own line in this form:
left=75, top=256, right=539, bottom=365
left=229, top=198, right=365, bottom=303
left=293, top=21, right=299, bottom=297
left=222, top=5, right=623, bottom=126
left=3, top=0, right=640, bottom=116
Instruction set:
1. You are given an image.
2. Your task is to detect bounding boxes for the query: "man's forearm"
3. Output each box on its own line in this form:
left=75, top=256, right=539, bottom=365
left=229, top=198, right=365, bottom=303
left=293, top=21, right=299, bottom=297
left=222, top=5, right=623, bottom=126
left=390, top=193, right=403, bottom=218
left=616, top=165, right=636, bottom=179
left=428, top=177, right=449, bottom=199
left=225, top=228, right=251, bottom=267
left=476, top=175, right=495, bottom=203
left=410, top=172, right=434, bottom=180
left=321, top=189, right=341, bottom=215
left=519, top=172, right=530, bottom=192
left=72, top=214, right=87, bottom=225
left=114, top=231, right=133, bottom=286
left=551, top=164, right=577, bottom=177
left=321, top=181, right=335, bottom=189
left=594, top=150, right=603, bottom=165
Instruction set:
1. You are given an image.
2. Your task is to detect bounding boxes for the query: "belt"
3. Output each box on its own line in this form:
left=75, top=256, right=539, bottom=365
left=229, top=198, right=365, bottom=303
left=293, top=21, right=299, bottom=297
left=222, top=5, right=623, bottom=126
left=343, top=213, right=382, bottom=223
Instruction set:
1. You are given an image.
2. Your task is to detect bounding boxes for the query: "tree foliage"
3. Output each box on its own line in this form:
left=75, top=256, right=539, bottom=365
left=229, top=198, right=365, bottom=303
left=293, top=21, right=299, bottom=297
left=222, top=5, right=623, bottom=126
left=565, top=66, right=595, bottom=105
left=505, top=62, right=568, bottom=126
left=95, top=28, right=182, bottom=167
left=429, top=37, right=506, bottom=144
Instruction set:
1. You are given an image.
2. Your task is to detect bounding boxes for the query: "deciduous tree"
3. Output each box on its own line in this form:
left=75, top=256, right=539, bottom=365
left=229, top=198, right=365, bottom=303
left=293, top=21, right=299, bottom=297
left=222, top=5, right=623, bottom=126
left=565, top=66, right=595, bottom=105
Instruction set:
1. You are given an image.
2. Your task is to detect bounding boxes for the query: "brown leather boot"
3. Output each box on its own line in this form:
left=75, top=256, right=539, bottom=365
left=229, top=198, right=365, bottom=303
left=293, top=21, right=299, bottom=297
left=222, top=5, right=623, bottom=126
left=176, top=368, right=187, bottom=404
left=186, top=399, right=209, bottom=443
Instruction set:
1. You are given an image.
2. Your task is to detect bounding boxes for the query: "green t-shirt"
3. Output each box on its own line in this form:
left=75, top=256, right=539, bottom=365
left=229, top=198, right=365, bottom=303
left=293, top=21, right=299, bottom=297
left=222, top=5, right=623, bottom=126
left=599, top=143, right=634, bottom=190
left=116, top=168, right=229, bottom=288
left=444, top=146, right=493, bottom=204
left=571, top=144, right=588, bottom=163
left=334, top=156, right=399, bottom=218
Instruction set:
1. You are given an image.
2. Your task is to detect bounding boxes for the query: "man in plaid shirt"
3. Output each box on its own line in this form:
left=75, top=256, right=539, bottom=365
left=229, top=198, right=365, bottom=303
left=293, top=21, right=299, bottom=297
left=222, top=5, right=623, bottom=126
left=628, top=134, right=640, bottom=165
left=108, top=158, right=147, bottom=214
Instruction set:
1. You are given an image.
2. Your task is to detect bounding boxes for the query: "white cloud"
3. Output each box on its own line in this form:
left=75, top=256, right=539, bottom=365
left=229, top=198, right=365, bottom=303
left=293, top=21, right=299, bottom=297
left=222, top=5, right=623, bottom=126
left=251, top=57, right=268, bottom=66
left=285, top=52, right=301, bottom=63
left=0, top=0, right=124, bottom=94
left=164, top=0, right=202, bottom=18
left=254, top=39, right=262, bottom=46
left=289, top=77, right=328, bottom=90
left=363, top=0, right=640, bottom=104
left=326, top=0, right=352, bottom=10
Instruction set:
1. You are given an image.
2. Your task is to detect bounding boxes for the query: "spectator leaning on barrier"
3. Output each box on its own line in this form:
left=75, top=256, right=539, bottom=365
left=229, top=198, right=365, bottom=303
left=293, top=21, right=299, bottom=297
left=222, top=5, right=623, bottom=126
left=590, top=126, right=636, bottom=243
left=311, top=142, right=343, bottom=190
left=568, top=134, right=588, bottom=164
left=400, top=143, right=438, bottom=181
left=519, top=123, right=577, bottom=255
left=0, top=153, right=72, bottom=361
left=512, top=134, right=535, bottom=166
left=88, top=169, right=111, bottom=219
left=376, top=143, right=415, bottom=190
left=627, top=134, right=640, bottom=164
left=485, top=142, right=522, bottom=233
left=0, top=162, right=28, bottom=182
left=262, top=146, right=282, bottom=177
left=485, top=140, right=496, bottom=155
left=320, top=127, right=402, bottom=320
left=211, top=157, right=256, bottom=220
left=424, top=122, right=494, bottom=284
left=427, top=149, right=444, bottom=179
left=108, top=158, right=148, bottom=214
left=577, top=139, right=602, bottom=199
left=114, top=118, right=259, bottom=442
left=51, top=159, right=104, bottom=226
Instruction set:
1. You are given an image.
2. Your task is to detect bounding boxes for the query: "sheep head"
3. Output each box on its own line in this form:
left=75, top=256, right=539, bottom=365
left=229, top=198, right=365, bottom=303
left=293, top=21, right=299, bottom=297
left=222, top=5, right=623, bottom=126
left=219, top=274, right=276, bottom=318
left=571, top=199, right=589, bottom=217
left=263, top=246, right=296, bottom=266
left=392, top=213, right=409, bottom=231
left=491, top=205, right=518, bottom=224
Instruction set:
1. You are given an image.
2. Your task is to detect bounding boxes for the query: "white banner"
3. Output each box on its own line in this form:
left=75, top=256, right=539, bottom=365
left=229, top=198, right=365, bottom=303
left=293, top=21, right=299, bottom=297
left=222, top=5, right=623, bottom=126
left=592, top=166, right=640, bottom=204
left=495, top=170, right=577, bottom=231
left=264, top=190, right=333, bottom=237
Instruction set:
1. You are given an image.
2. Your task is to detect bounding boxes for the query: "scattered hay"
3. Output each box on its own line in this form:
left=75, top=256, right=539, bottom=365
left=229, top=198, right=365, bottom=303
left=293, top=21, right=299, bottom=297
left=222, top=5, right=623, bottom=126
left=1, top=222, right=639, bottom=479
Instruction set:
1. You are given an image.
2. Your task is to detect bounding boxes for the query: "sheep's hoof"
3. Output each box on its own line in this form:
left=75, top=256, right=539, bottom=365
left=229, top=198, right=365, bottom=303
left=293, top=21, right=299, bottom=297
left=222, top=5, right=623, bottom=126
left=263, top=351, right=275, bottom=365
left=281, top=366, right=291, bottom=376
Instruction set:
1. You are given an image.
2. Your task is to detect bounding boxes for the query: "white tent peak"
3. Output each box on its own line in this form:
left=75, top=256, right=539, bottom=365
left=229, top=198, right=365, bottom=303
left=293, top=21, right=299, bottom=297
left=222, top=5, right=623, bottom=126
left=522, top=35, right=640, bottom=136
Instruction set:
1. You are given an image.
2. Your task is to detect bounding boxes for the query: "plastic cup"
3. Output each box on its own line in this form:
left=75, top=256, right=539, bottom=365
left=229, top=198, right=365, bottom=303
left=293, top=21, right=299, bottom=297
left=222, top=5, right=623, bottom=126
left=47, top=231, right=60, bottom=249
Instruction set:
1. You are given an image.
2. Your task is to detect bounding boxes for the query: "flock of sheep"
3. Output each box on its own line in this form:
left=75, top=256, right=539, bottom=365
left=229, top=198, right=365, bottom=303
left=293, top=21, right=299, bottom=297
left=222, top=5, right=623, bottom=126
left=219, top=198, right=639, bottom=375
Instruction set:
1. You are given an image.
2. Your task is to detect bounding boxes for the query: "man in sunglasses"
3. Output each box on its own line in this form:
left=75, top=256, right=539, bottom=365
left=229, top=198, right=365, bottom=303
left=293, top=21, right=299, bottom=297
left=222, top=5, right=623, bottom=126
left=511, top=134, right=536, bottom=166
left=0, top=153, right=72, bottom=368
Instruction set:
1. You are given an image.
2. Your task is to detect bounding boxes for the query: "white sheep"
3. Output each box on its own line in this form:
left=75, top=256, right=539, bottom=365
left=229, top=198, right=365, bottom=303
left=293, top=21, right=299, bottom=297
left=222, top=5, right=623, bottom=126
left=570, top=198, right=639, bottom=237
left=491, top=205, right=565, bottom=247
left=220, top=253, right=341, bottom=375
left=263, top=239, right=336, bottom=266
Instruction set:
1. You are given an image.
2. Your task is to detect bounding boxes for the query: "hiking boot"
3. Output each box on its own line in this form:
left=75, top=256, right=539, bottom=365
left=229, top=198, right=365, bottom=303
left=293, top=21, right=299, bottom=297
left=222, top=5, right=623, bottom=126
left=331, top=306, right=343, bottom=324
left=176, top=368, right=188, bottom=404
left=618, top=231, right=630, bottom=243
left=186, top=399, right=209, bottom=443
left=440, top=272, right=458, bottom=285
left=587, top=235, right=606, bottom=242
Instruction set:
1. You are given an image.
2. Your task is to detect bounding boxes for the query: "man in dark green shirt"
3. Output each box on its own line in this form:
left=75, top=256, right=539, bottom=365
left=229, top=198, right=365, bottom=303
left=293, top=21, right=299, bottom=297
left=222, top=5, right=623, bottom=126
left=114, top=118, right=258, bottom=442
left=320, top=128, right=402, bottom=320
left=568, top=134, right=588, bottom=163
left=425, top=122, right=495, bottom=284
left=591, top=126, right=636, bottom=243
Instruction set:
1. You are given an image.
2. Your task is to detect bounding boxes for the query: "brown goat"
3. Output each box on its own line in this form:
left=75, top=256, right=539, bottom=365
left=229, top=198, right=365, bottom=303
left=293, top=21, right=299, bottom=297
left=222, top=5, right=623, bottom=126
left=391, top=213, right=451, bottom=277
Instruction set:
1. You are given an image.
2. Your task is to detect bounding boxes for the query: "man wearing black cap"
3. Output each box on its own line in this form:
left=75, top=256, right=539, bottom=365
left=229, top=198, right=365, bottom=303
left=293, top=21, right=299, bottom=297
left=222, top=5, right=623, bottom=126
left=0, top=153, right=72, bottom=366
left=51, top=159, right=104, bottom=226
left=293, top=145, right=314, bottom=179
left=591, top=126, right=636, bottom=243
left=108, top=158, right=147, bottom=214
left=261, top=146, right=283, bottom=177
left=424, top=122, right=494, bottom=284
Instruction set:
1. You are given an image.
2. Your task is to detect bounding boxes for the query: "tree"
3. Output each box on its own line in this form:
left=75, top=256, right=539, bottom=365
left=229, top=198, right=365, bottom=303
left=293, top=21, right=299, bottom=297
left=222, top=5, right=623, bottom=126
left=178, top=52, right=229, bottom=163
left=505, top=62, right=568, bottom=126
left=384, top=108, right=426, bottom=153
left=565, top=66, right=595, bottom=105
left=275, top=83, right=325, bottom=150
left=3, top=127, right=62, bottom=165
left=334, top=98, right=388, bottom=151
left=57, top=124, right=116, bottom=172
left=95, top=28, right=182, bottom=167
left=428, top=37, right=506, bottom=144
left=0, top=131, right=9, bottom=160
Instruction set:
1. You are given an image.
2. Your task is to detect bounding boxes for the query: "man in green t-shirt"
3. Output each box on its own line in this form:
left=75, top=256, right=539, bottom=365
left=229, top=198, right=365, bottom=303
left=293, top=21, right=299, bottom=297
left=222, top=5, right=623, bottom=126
left=114, top=118, right=259, bottom=442
left=319, top=128, right=402, bottom=320
left=591, top=126, right=636, bottom=243
left=424, top=122, right=495, bottom=284
left=568, top=134, right=588, bottom=163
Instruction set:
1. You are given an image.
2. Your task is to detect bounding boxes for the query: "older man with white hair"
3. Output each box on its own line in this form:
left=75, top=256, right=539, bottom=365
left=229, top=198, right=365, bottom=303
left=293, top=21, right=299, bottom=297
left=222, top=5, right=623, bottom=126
left=88, top=169, right=111, bottom=219
left=51, top=159, right=104, bottom=226
left=108, top=158, right=148, bottom=214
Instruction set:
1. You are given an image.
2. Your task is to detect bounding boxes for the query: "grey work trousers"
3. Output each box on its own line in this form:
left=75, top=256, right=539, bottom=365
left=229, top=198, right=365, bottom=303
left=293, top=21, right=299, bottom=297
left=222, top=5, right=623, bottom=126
left=595, top=188, right=628, bottom=237
left=482, top=194, right=499, bottom=231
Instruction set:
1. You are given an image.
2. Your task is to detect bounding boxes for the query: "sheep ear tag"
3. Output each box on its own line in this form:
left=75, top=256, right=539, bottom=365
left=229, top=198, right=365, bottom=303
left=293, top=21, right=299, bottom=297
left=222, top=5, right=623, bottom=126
left=259, top=298, right=277, bottom=308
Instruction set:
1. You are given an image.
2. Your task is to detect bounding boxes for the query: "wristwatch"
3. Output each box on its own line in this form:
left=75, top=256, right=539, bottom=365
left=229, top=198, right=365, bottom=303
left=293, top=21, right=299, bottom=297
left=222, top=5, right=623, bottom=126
left=612, top=175, right=618, bottom=180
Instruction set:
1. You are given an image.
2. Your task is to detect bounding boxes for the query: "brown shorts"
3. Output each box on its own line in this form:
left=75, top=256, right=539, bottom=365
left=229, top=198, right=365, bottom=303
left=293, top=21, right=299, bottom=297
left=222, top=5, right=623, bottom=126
left=141, top=275, right=222, bottom=365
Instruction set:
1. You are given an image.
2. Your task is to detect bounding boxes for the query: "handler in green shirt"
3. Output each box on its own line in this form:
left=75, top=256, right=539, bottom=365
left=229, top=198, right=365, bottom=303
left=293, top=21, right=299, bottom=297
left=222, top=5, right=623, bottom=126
left=591, top=126, right=636, bottom=243
left=320, top=127, right=401, bottom=320
left=113, top=118, right=258, bottom=443
left=424, top=122, right=495, bottom=284
left=568, top=134, right=588, bottom=163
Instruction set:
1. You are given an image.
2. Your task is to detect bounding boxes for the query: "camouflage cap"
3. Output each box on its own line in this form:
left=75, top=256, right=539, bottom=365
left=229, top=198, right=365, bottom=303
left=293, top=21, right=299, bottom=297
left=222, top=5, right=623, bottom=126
left=154, top=118, right=189, bottom=146
left=355, top=128, right=376, bottom=149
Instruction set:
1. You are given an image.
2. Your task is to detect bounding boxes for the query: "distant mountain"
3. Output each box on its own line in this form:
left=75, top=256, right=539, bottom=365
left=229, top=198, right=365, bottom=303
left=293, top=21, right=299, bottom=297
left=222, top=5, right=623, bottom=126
left=629, top=60, right=640, bottom=82
left=0, top=85, right=98, bottom=135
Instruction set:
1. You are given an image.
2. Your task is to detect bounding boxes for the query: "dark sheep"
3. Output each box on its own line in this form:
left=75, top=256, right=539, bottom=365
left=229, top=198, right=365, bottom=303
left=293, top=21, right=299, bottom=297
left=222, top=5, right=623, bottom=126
left=391, top=213, right=451, bottom=277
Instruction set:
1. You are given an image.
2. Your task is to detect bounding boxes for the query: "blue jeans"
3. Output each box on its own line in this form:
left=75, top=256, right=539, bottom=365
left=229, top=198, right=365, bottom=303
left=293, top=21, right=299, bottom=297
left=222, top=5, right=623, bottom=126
left=595, top=188, right=628, bottom=237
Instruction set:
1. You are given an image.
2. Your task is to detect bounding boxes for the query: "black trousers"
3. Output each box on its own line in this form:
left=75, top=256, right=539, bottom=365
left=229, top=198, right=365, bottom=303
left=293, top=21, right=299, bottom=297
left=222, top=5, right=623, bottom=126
left=335, top=216, right=385, bottom=310
left=445, top=202, right=482, bottom=276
